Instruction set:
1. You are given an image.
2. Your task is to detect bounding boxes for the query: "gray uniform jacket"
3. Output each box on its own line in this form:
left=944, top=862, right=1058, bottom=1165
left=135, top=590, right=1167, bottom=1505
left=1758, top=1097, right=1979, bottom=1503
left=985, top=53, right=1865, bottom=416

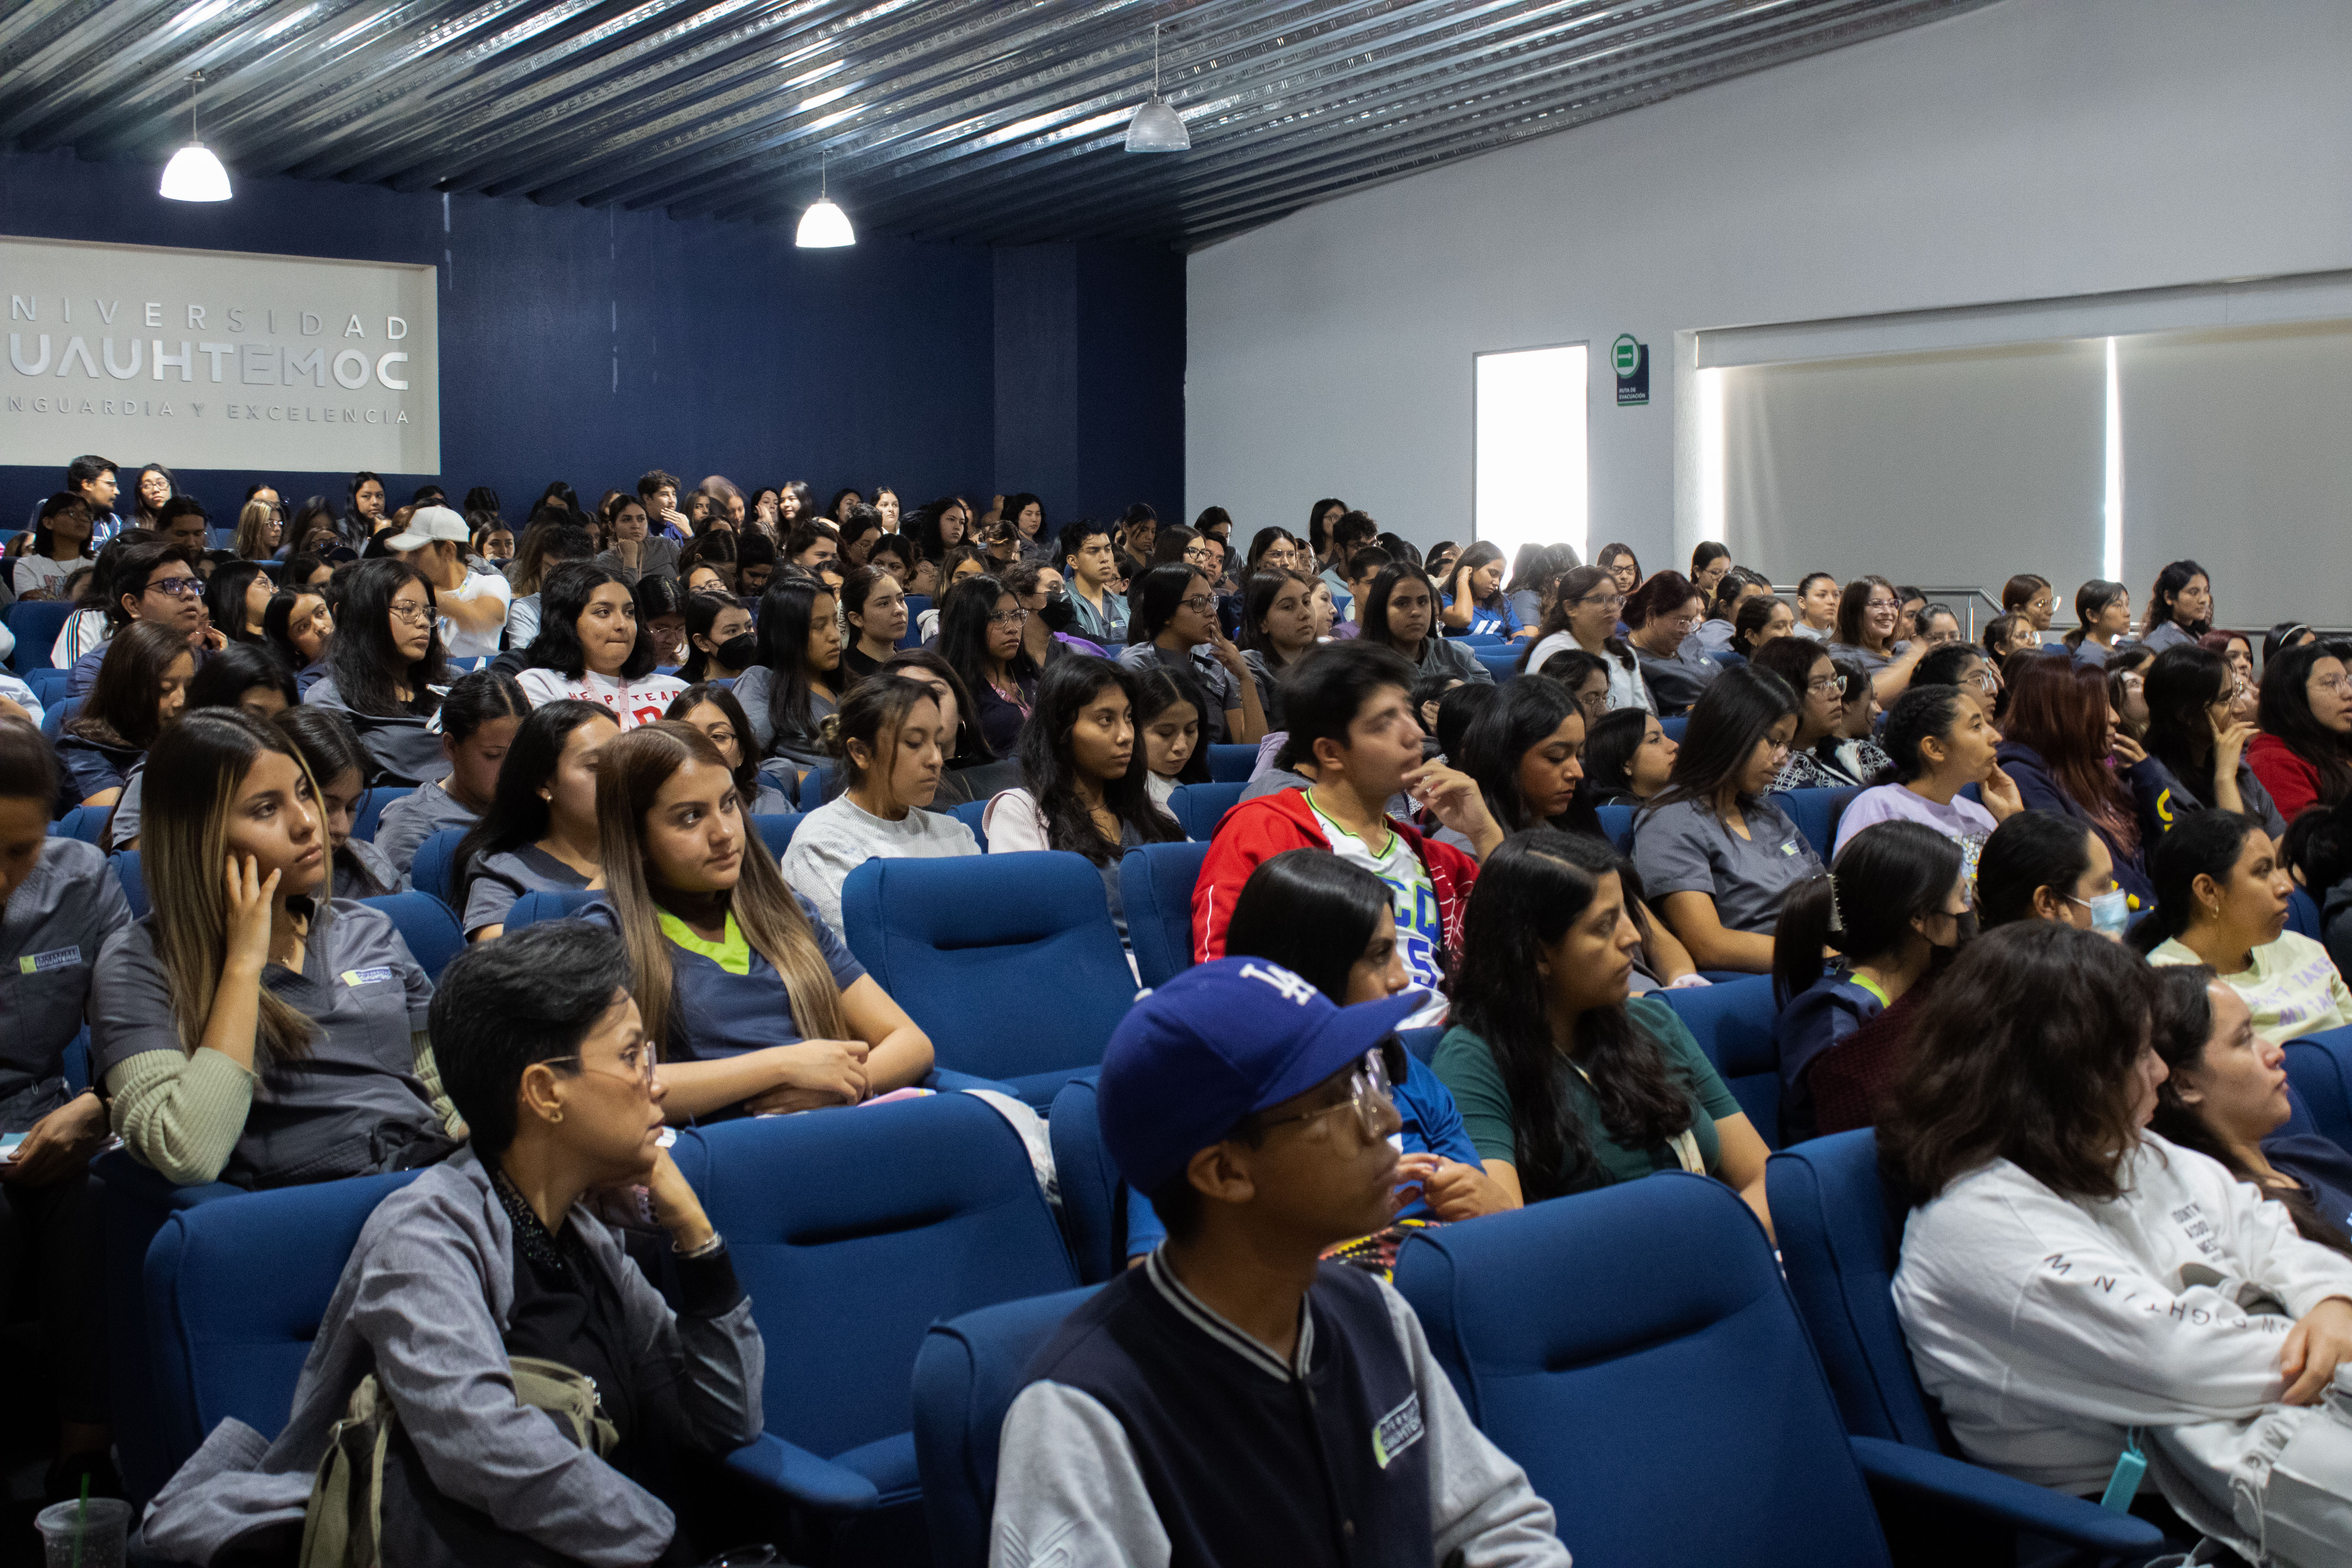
left=0, top=838, right=131, bottom=1128
left=141, top=1147, right=765, bottom=1568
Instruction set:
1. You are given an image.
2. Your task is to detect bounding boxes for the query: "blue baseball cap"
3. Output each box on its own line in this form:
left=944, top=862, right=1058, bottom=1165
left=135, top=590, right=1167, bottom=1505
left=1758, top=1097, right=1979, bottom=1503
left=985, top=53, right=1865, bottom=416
left=1096, top=957, right=1421, bottom=1196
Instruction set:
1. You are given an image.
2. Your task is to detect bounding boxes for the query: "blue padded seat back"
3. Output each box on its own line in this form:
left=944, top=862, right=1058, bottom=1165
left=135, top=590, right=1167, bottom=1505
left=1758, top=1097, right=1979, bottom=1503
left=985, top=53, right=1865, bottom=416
left=1779, top=785, right=1862, bottom=861
left=112, top=848, right=147, bottom=918
left=1120, top=840, right=1209, bottom=990
left=1396, top=1173, right=1887, bottom=1566
left=146, top=1170, right=421, bottom=1479
left=361, top=891, right=464, bottom=982
left=1765, top=1129, right=1946, bottom=1450
left=950, top=798, right=989, bottom=850
left=54, top=804, right=111, bottom=844
left=1660, top=974, right=1782, bottom=1147
left=42, top=695, right=82, bottom=739
left=750, top=811, right=803, bottom=857
left=409, top=827, right=465, bottom=907
left=503, top=887, right=598, bottom=932
left=351, top=784, right=407, bottom=843
left=2289, top=886, right=2323, bottom=941
left=1661, top=715, right=1688, bottom=742
left=840, top=853, right=1134, bottom=1094
left=1166, top=781, right=1245, bottom=842
left=673, top=1097, right=1079, bottom=1462
left=1205, top=744, right=1258, bottom=783
left=898, top=596, right=931, bottom=650
left=1595, top=803, right=1635, bottom=855
left=913, top=1287, right=1100, bottom=1568
left=1046, top=1075, right=1126, bottom=1283
left=7, top=599, right=74, bottom=673
left=2285, top=1025, right=2352, bottom=1156
left=1472, top=646, right=1520, bottom=682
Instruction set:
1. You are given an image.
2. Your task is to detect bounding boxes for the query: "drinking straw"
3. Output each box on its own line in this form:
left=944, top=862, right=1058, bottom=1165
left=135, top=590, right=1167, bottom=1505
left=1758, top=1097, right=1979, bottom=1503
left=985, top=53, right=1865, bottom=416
left=71, top=1472, right=89, bottom=1568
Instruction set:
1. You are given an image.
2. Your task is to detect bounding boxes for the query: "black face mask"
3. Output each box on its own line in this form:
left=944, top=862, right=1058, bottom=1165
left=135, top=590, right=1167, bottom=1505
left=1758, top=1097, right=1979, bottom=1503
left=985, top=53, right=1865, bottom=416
left=714, top=632, right=759, bottom=670
left=1038, top=591, right=1077, bottom=633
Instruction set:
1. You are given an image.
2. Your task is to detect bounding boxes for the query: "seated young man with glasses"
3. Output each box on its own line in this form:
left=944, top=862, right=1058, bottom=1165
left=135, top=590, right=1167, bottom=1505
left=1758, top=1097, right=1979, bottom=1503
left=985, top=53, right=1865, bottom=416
left=142, top=922, right=765, bottom=1568
left=991, top=957, right=1570, bottom=1568
left=64, top=537, right=224, bottom=699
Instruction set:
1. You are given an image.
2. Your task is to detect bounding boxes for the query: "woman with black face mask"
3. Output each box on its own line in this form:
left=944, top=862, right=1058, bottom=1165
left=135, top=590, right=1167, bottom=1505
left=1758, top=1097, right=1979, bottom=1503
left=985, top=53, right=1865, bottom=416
left=678, top=593, right=755, bottom=685
left=1769, top=819, right=1971, bottom=1143
left=1002, top=561, right=1089, bottom=668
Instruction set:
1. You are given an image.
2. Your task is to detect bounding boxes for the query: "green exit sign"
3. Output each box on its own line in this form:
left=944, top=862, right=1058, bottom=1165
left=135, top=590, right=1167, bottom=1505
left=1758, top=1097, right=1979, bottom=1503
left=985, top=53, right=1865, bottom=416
left=1613, top=334, right=1649, bottom=405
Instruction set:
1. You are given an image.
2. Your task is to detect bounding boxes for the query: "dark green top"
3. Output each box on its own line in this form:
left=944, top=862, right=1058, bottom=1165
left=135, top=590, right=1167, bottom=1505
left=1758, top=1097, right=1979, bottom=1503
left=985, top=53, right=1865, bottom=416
left=1431, top=995, right=1741, bottom=1187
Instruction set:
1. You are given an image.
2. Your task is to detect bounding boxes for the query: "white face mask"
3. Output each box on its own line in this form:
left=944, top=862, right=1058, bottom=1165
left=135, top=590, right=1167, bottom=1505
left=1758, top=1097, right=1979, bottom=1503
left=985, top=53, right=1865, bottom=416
left=2071, top=888, right=2130, bottom=940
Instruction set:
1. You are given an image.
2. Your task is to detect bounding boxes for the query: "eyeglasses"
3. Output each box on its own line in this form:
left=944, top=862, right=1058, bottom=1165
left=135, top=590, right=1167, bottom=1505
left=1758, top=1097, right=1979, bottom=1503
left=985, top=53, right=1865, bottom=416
left=1962, top=670, right=2000, bottom=693
left=985, top=607, right=1032, bottom=627
left=1183, top=546, right=1212, bottom=564
left=1578, top=593, right=1627, bottom=612
left=1665, top=613, right=1701, bottom=633
left=544, top=1043, right=657, bottom=1089
left=145, top=575, right=204, bottom=599
left=1179, top=593, right=1218, bottom=613
left=387, top=601, right=434, bottom=625
left=1806, top=675, right=1844, bottom=696
left=2314, top=674, right=2352, bottom=697
left=1866, top=597, right=1900, bottom=612
left=1250, top=1045, right=1397, bottom=1143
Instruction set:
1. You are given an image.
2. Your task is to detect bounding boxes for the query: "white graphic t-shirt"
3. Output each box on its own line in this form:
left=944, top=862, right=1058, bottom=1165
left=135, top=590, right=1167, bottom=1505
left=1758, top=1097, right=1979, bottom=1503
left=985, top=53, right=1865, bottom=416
left=1308, top=791, right=1448, bottom=1027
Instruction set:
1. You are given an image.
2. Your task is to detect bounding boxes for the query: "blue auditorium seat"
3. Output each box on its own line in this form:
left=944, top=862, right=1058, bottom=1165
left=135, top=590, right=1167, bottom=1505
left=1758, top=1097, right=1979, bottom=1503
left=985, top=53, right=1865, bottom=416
left=1596, top=802, right=1636, bottom=854
left=1118, top=840, right=1208, bottom=988
left=351, top=784, right=407, bottom=842
left=2288, top=885, right=2322, bottom=941
left=27, top=666, right=71, bottom=707
left=671, top=1096, right=1081, bottom=1562
left=52, top=803, right=111, bottom=844
left=1779, top=784, right=1862, bottom=860
left=1661, top=974, right=1784, bottom=1146
left=6, top=599, right=74, bottom=673
left=1767, top=1132, right=2169, bottom=1559
left=144, top=1171, right=421, bottom=1490
left=1396, top=1174, right=1891, bottom=1564
left=913, top=1286, right=1100, bottom=1568
left=112, top=848, right=147, bottom=918
left=2285, top=1024, right=2352, bottom=1154
left=898, top=595, right=931, bottom=650
left=1205, top=743, right=1258, bottom=783
left=750, top=811, right=802, bottom=857
left=41, top=694, right=81, bottom=739
left=1661, top=714, right=1688, bottom=742
left=409, top=827, right=465, bottom=906
left=362, top=891, right=464, bottom=982
left=1166, top=780, right=1245, bottom=842
left=1472, top=646, right=1520, bottom=682
left=1397, top=1024, right=1444, bottom=1063
left=502, top=887, right=599, bottom=931
left=949, top=797, right=989, bottom=849
left=1045, top=1073, right=1134, bottom=1283
left=839, top=853, right=1136, bottom=1104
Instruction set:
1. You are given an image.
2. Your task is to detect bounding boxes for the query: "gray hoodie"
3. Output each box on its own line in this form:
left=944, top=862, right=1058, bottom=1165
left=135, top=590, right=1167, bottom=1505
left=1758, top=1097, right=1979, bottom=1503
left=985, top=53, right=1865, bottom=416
left=142, top=1147, right=764, bottom=1566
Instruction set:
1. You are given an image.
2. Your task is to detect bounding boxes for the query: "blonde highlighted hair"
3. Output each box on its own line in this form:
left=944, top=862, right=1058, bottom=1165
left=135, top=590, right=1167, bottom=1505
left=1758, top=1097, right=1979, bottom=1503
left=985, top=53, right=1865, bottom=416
left=143, top=710, right=327, bottom=1062
left=595, top=721, right=851, bottom=1055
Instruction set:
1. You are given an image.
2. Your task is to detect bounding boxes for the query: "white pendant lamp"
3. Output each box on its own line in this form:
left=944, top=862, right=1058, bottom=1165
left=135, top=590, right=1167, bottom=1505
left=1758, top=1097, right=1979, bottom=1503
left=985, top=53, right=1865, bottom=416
left=160, top=70, right=231, bottom=202
left=1124, top=22, right=1190, bottom=153
left=795, top=154, right=855, bottom=248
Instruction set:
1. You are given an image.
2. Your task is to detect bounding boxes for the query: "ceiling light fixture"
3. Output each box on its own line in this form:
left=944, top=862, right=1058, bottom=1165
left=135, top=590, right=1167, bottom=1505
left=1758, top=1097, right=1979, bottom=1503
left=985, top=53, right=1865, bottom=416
left=795, top=152, right=855, bottom=248
left=1124, top=22, right=1190, bottom=153
left=160, top=69, right=231, bottom=202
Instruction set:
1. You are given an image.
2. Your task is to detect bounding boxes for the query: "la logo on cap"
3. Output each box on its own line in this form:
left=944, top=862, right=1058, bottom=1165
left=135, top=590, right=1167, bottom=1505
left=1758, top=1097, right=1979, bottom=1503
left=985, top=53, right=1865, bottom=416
left=1238, top=962, right=1319, bottom=1006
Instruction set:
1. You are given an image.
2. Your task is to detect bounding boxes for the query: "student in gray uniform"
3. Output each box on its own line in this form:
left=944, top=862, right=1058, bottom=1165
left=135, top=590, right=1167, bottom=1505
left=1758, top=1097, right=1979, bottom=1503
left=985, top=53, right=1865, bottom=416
left=991, top=959, right=1568, bottom=1567
left=1118, top=563, right=1269, bottom=746
left=782, top=674, right=980, bottom=931
left=587, top=722, right=935, bottom=1118
left=1633, top=664, right=1827, bottom=975
left=89, top=711, right=462, bottom=1189
left=373, top=670, right=530, bottom=877
left=2140, top=558, right=2213, bottom=655
left=453, top=700, right=618, bottom=941
left=275, top=706, right=407, bottom=898
left=733, top=575, right=844, bottom=769
left=102, top=643, right=299, bottom=851
left=1354, top=562, right=1494, bottom=692
left=139, top=921, right=766, bottom=1568
left=665, top=683, right=794, bottom=817
left=56, top=620, right=194, bottom=811
left=305, top=557, right=456, bottom=786
left=0, top=721, right=133, bottom=1499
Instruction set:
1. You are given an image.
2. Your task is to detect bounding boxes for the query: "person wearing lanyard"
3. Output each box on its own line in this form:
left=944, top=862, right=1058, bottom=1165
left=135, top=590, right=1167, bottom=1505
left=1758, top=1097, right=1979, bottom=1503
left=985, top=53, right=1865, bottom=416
left=139, top=922, right=764, bottom=1566
left=990, top=958, right=1570, bottom=1568
left=0, top=721, right=133, bottom=1501
left=1770, top=821, right=1971, bottom=1145
left=89, top=711, right=460, bottom=1190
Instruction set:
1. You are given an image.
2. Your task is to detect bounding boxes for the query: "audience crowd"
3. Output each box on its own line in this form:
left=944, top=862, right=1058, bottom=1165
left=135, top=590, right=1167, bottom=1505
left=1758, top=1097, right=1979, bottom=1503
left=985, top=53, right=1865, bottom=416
left=5, top=455, right=2352, bottom=1563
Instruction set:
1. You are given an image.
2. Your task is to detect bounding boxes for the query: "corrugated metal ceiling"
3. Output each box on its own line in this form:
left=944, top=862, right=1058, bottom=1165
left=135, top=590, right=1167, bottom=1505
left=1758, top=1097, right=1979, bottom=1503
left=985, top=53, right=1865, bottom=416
left=0, top=0, right=1998, bottom=249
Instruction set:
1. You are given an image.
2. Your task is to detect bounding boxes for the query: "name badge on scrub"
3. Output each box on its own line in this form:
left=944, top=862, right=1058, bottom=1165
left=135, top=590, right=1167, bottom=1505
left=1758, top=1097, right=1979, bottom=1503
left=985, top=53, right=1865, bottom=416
left=16, top=947, right=82, bottom=974
left=340, top=967, right=395, bottom=987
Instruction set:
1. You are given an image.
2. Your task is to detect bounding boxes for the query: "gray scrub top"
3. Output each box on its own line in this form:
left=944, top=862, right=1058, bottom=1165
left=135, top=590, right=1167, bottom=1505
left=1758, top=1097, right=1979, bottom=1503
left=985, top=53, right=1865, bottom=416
left=0, top=838, right=132, bottom=1127
left=1632, top=794, right=1826, bottom=935
left=462, top=844, right=594, bottom=935
left=374, top=779, right=481, bottom=875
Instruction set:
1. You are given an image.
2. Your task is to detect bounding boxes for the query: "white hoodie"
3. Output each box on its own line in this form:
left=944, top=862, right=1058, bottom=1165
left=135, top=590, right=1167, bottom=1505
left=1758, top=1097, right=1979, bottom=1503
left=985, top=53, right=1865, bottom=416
left=1893, top=1132, right=2352, bottom=1557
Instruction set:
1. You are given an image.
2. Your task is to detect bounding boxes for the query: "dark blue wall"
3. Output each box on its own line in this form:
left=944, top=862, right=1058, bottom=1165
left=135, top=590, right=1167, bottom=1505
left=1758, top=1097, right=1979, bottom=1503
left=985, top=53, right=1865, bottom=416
left=0, top=145, right=1182, bottom=531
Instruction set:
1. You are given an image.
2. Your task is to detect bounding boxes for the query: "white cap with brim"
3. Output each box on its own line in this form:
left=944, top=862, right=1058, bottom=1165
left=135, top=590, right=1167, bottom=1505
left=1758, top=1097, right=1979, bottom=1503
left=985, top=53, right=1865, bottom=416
left=385, top=504, right=469, bottom=552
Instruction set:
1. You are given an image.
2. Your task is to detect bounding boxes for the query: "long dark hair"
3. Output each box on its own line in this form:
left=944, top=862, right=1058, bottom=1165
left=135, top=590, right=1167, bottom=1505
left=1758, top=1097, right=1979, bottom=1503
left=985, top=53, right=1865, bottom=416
left=2257, top=641, right=2352, bottom=810
left=2003, top=657, right=2138, bottom=854
left=1520, top=564, right=1636, bottom=675
left=1579, top=706, right=1653, bottom=803
left=1238, top=569, right=1315, bottom=665
left=1976, top=810, right=2096, bottom=929
left=2144, top=644, right=2234, bottom=806
left=886, top=647, right=994, bottom=767
left=1359, top=563, right=1436, bottom=661
left=451, top=700, right=614, bottom=911
left=1459, top=677, right=1599, bottom=835
left=261, top=587, right=331, bottom=675
left=2145, top=559, right=2211, bottom=639
left=72, top=621, right=192, bottom=751
left=1129, top=563, right=1209, bottom=646
left=678, top=591, right=746, bottom=684
left=2148, top=964, right=2352, bottom=1256
left=1454, top=831, right=1696, bottom=1201
left=664, top=682, right=768, bottom=800
left=751, top=575, right=841, bottom=749
left=1773, top=820, right=1960, bottom=1004
left=526, top=561, right=658, bottom=681
left=1644, top=665, right=1798, bottom=818
left=1880, top=922, right=2155, bottom=1202
left=1015, top=657, right=1181, bottom=865
left=1224, top=850, right=1394, bottom=1002
left=2065, top=579, right=2129, bottom=651
left=2129, top=809, right=2262, bottom=955
left=938, top=572, right=1039, bottom=707
left=186, top=641, right=296, bottom=715
left=203, top=560, right=272, bottom=645
left=1131, top=662, right=1214, bottom=786
left=327, top=557, right=446, bottom=717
